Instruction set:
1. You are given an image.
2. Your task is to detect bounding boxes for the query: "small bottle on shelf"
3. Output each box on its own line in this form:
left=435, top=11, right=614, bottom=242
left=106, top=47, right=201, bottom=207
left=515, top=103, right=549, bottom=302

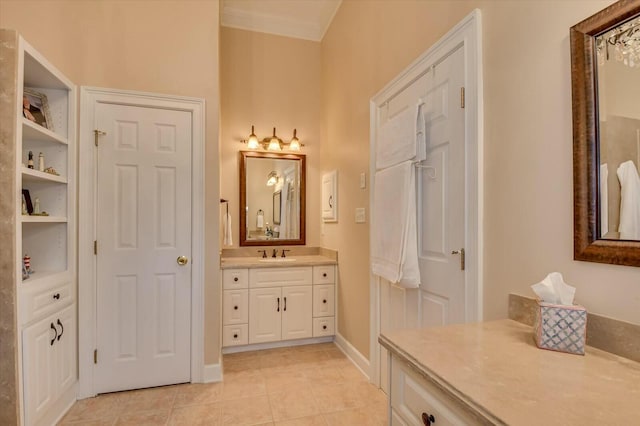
left=38, top=152, right=44, bottom=171
left=27, top=151, right=34, bottom=169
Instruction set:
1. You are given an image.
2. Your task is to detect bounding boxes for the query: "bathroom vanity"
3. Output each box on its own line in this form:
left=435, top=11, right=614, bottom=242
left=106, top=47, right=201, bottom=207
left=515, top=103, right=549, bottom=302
left=380, top=320, right=640, bottom=425
left=221, top=253, right=337, bottom=350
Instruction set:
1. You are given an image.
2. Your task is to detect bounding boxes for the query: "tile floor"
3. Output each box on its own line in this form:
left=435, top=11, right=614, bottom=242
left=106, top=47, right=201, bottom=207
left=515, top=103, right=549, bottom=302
left=59, top=342, right=388, bottom=425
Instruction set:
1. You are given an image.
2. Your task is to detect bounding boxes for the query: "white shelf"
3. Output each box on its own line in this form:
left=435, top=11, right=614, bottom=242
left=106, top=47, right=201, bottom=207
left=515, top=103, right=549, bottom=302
left=20, top=270, right=68, bottom=286
left=22, top=118, right=68, bottom=145
left=21, top=215, right=67, bottom=223
left=22, top=167, right=67, bottom=184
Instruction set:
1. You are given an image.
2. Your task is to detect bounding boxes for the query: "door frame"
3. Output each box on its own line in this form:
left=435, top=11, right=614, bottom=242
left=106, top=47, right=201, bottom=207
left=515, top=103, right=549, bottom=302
left=368, top=9, right=483, bottom=387
left=77, top=87, right=206, bottom=398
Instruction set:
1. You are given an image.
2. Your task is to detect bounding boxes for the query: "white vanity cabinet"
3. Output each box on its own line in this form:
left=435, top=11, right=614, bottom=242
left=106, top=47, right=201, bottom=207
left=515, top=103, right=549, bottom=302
left=222, top=264, right=336, bottom=349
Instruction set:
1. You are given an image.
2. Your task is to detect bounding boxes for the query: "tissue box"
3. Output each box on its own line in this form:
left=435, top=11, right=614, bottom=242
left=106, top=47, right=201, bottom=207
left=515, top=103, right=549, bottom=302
left=533, top=301, right=587, bottom=355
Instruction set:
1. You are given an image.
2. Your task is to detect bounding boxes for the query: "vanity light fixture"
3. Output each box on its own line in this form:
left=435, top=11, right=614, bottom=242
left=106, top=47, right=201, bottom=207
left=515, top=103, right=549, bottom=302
left=266, top=171, right=279, bottom=186
left=242, top=126, right=303, bottom=151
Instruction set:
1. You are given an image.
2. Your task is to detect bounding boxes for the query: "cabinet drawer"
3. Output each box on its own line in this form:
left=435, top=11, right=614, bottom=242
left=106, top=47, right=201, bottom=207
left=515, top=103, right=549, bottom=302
left=391, top=356, right=477, bottom=425
left=223, top=269, right=249, bottom=289
left=313, top=317, right=335, bottom=337
left=223, top=290, right=248, bottom=325
left=20, top=278, right=73, bottom=324
left=249, top=267, right=312, bottom=288
left=313, top=285, right=335, bottom=317
left=223, top=324, right=248, bottom=347
left=313, top=265, right=335, bottom=284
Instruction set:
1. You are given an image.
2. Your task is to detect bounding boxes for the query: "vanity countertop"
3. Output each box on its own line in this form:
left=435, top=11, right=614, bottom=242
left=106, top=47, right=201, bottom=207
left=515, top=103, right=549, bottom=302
left=379, top=319, right=640, bottom=425
left=221, top=255, right=337, bottom=269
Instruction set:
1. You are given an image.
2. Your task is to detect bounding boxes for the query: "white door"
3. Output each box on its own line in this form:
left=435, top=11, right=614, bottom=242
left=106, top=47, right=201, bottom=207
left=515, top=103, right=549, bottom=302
left=282, top=285, right=313, bottom=340
left=95, top=103, right=192, bottom=393
left=418, top=47, right=466, bottom=327
left=249, top=287, right=282, bottom=344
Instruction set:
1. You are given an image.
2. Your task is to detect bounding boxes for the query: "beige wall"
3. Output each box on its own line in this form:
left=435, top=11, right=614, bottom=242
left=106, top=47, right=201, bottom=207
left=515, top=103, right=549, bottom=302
left=0, top=0, right=222, bottom=364
left=220, top=27, right=321, bottom=247
left=322, top=0, right=640, bottom=359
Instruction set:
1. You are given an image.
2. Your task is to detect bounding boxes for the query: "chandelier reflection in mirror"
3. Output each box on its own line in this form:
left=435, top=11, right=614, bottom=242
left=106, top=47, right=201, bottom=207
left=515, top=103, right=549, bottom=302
left=242, top=126, right=303, bottom=151
left=596, top=14, right=640, bottom=67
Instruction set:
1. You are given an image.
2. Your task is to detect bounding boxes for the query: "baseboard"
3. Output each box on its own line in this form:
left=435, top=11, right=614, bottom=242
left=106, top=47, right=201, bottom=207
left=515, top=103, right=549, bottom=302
left=221, top=336, right=333, bottom=354
left=334, top=333, right=370, bottom=380
left=203, top=363, right=222, bottom=383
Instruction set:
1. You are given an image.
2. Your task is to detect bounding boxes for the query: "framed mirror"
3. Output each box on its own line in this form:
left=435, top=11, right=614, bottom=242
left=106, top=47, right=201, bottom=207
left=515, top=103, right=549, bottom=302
left=239, top=151, right=306, bottom=246
left=572, top=0, right=640, bottom=266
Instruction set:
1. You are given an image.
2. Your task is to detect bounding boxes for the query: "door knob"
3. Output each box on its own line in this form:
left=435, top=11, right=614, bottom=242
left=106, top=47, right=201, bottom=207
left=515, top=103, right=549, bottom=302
left=451, top=248, right=465, bottom=270
left=177, top=256, right=189, bottom=265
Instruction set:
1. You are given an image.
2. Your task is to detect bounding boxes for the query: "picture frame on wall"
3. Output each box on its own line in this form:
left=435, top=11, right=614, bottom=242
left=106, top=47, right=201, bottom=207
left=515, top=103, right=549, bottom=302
left=23, top=88, right=53, bottom=131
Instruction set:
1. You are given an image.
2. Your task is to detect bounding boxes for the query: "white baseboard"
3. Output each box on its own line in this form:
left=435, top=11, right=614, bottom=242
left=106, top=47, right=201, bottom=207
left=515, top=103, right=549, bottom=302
left=203, top=363, right=222, bottom=383
left=334, top=333, right=370, bottom=380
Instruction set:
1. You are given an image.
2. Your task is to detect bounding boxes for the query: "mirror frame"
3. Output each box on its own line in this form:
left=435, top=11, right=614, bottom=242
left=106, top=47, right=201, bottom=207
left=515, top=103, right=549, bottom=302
left=572, top=0, right=640, bottom=266
left=239, top=151, right=306, bottom=246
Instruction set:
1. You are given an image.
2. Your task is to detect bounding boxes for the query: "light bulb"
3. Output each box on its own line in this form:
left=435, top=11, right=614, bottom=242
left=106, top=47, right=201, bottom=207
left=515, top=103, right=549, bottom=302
left=289, top=129, right=300, bottom=151
left=267, top=127, right=281, bottom=151
left=247, top=125, right=260, bottom=149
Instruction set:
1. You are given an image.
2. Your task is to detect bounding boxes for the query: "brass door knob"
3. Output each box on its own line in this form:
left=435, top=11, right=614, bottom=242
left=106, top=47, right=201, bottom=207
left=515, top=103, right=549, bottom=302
left=177, top=256, right=189, bottom=265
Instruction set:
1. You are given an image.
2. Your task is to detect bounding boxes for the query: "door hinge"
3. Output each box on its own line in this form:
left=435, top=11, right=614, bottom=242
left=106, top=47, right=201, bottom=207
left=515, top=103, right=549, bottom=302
left=94, top=240, right=97, bottom=255
left=93, top=349, right=98, bottom=364
left=94, top=129, right=106, bottom=147
left=460, top=87, right=465, bottom=109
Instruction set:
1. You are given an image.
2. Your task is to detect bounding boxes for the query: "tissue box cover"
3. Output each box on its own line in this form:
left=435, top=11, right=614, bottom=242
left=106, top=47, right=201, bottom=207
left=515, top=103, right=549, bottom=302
left=534, top=301, right=587, bottom=355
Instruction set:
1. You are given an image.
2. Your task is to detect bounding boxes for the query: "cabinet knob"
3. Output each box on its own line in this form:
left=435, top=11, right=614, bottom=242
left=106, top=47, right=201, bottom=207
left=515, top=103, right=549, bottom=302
left=52, top=293, right=60, bottom=300
left=323, top=299, right=327, bottom=304
left=234, top=305, right=238, bottom=310
left=421, top=413, right=435, bottom=425
left=322, top=273, right=327, bottom=277
left=323, top=325, right=327, bottom=330
left=234, top=277, right=239, bottom=282
left=233, top=333, right=238, bottom=339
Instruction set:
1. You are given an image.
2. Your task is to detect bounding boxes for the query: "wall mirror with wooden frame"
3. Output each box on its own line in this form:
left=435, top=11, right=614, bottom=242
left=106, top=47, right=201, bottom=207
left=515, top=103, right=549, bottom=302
left=239, top=151, right=306, bottom=246
left=572, top=0, right=640, bottom=266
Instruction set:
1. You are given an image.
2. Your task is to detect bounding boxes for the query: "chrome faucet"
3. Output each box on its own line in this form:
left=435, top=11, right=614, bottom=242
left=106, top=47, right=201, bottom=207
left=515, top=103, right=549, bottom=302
left=272, top=249, right=278, bottom=258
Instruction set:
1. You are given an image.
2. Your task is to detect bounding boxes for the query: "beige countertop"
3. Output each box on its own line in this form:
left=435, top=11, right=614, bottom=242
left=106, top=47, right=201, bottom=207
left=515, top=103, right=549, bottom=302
left=221, top=255, right=337, bottom=269
left=379, top=319, right=640, bottom=425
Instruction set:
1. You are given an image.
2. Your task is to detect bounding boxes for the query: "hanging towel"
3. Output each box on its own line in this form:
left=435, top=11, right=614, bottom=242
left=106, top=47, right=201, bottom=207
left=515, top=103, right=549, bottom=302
left=617, top=160, right=640, bottom=240
left=600, top=163, right=609, bottom=237
left=371, top=160, right=420, bottom=288
left=376, top=102, right=426, bottom=170
left=223, top=212, right=233, bottom=246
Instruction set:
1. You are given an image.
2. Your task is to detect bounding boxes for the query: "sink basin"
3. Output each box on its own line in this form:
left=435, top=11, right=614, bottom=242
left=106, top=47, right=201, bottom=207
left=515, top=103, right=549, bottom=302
left=258, top=258, right=297, bottom=263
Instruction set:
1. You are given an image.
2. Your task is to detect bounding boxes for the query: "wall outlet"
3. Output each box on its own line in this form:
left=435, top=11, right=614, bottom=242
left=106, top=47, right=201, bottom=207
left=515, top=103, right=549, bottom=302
left=360, top=172, right=366, bottom=189
left=355, top=207, right=366, bottom=223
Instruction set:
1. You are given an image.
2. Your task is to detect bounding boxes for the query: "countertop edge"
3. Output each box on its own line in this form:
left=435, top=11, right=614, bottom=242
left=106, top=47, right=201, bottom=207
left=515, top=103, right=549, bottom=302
left=378, top=334, right=507, bottom=426
left=220, top=256, right=337, bottom=269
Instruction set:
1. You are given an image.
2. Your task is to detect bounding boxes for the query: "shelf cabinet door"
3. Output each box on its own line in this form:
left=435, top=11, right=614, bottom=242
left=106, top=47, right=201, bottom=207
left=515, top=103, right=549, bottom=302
left=55, top=304, right=77, bottom=394
left=281, top=285, right=313, bottom=340
left=249, top=288, right=282, bottom=344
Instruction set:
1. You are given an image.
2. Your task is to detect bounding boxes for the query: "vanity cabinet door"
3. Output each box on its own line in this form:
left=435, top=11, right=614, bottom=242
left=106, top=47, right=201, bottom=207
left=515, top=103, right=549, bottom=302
left=281, top=285, right=312, bottom=340
left=223, top=290, right=248, bottom=325
left=249, top=288, right=282, bottom=344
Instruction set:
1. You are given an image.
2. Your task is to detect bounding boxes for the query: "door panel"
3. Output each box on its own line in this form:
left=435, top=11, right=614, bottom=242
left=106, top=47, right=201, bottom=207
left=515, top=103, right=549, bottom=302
left=249, top=288, right=282, bottom=344
left=282, top=286, right=312, bottom=340
left=96, top=103, right=192, bottom=393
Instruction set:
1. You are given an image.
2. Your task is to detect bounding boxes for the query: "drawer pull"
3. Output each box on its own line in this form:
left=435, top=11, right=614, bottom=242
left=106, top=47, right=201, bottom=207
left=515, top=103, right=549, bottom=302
left=323, top=299, right=327, bottom=304
left=57, top=319, right=64, bottom=341
left=53, top=293, right=61, bottom=300
left=233, top=333, right=238, bottom=339
left=323, top=325, right=327, bottom=330
left=50, top=322, right=57, bottom=346
left=234, top=277, right=239, bottom=282
left=322, top=273, right=327, bottom=278
left=277, top=297, right=280, bottom=312
left=421, top=413, right=435, bottom=425
left=234, top=305, right=238, bottom=310
left=284, top=297, right=287, bottom=311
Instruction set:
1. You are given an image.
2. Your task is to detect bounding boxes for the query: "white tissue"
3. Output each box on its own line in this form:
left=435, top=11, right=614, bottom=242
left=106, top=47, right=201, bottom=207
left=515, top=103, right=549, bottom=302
left=531, top=272, right=576, bottom=305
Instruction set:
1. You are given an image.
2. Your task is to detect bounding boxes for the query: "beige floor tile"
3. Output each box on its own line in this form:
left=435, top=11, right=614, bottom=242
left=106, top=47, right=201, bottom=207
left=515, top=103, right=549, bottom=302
left=173, top=383, right=223, bottom=407
left=323, top=406, right=387, bottom=426
left=287, top=343, right=332, bottom=353
left=114, top=410, right=170, bottom=426
left=168, top=402, right=222, bottom=425
left=323, top=347, right=347, bottom=360
left=121, top=385, right=178, bottom=415
left=59, top=419, right=116, bottom=426
left=311, top=383, right=365, bottom=413
left=60, top=393, right=127, bottom=423
left=222, top=370, right=267, bottom=400
left=303, top=361, right=345, bottom=384
left=268, top=384, right=320, bottom=421
left=275, top=415, right=327, bottom=426
left=339, top=364, right=368, bottom=382
left=221, top=395, right=272, bottom=425
left=261, top=365, right=309, bottom=394
left=288, top=350, right=331, bottom=365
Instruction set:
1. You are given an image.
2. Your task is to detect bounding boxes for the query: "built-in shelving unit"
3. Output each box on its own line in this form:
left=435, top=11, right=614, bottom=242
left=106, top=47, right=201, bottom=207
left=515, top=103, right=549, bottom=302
left=14, top=35, right=78, bottom=426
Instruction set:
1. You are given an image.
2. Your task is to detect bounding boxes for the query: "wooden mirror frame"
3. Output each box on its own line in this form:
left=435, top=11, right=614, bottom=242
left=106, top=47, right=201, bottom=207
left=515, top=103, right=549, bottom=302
left=239, top=151, right=306, bottom=246
left=572, top=0, right=640, bottom=266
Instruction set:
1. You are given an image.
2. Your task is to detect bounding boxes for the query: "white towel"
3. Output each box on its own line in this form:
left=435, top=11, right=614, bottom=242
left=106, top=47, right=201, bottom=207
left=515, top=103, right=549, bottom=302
left=371, top=161, right=420, bottom=288
left=600, top=163, right=608, bottom=237
left=617, top=160, right=640, bottom=240
left=376, top=102, right=425, bottom=170
left=223, top=212, right=233, bottom=246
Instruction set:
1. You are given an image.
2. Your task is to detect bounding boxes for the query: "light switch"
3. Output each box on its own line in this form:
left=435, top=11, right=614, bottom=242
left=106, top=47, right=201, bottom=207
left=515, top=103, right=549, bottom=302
left=360, top=172, right=366, bottom=189
left=355, top=207, right=366, bottom=223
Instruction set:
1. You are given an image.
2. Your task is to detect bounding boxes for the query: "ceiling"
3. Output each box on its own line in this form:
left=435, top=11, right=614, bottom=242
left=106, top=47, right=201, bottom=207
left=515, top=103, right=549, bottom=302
left=221, top=0, right=342, bottom=42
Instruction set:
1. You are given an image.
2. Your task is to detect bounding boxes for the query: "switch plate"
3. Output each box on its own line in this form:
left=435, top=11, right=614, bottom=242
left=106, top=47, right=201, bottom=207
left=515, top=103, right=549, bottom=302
left=360, top=172, right=366, bottom=189
left=355, top=207, right=366, bottom=223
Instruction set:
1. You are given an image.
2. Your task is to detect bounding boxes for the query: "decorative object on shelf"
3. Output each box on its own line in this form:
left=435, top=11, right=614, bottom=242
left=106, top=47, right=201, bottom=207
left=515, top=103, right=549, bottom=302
left=27, top=151, right=34, bottom=169
left=23, top=88, right=53, bottom=130
left=38, top=152, right=44, bottom=171
left=23, top=253, right=33, bottom=277
left=242, top=125, right=303, bottom=151
left=34, top=197, right=40, bottom=214
left=22, top=189, right=33, bottom=214
left=22, top=199, right=27, bottom=215
left=43, top=166, right=59, bottom=176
